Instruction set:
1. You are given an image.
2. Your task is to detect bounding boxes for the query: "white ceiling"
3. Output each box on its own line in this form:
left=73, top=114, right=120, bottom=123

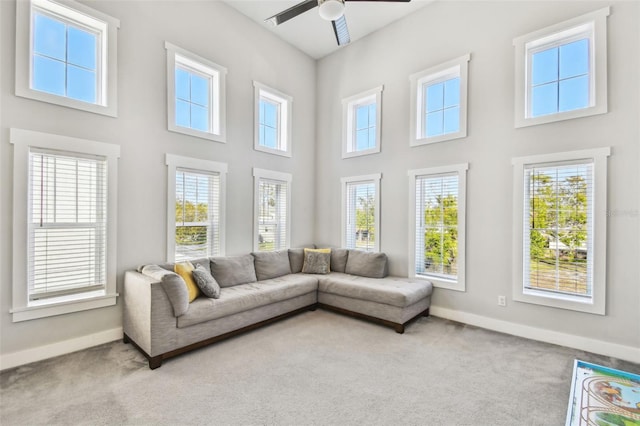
left=223, top=0, right=434, bottom=59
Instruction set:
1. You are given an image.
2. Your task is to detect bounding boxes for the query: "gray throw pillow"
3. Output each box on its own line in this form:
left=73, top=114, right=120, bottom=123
left=302, top=250, right=331, bottom=274
left=252, top=250, right=292, bottom=281
left=345, top=250, right=388, bottom=278
left=330, top=248, right=349, bottom=273
left=192, top=264, right=221, bottom=298
left=210, top=254, right=257, bottom=288
left=139, top=265, right=189, bottom=317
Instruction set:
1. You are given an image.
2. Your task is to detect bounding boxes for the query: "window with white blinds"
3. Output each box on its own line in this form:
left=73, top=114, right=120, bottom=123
left=408, top=164, right=467, bottom=291
left=254, top=168, right=291, bottom=252
left=524, top=161, right=593, bottom=297
left=11, top=128, right=119, bottom=322
left=175, top=169, right=221, bottom=261
left=342, top=174, right=381, bottom=252
left=28, top=149, right=107, bottom=301
left=512, top=148, right=609, bottom=314
left=166, top=154, right=227, bottom=262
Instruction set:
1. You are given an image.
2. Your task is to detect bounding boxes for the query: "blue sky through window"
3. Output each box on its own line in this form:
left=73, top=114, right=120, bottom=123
left=32, top=12, right=97, bottom=103
left=424, top=77, right=460, bottom=137
left=259, top=98, right=278, bottom=149
left=531, top=39, right=589, bottom=117
left=355, top=103, right=375, bottom=151
left=175, top=66, right=210, bottom=132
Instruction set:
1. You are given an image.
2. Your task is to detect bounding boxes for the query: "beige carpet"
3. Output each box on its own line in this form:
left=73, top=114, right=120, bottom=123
left=1, top=311, right=638, bottom=425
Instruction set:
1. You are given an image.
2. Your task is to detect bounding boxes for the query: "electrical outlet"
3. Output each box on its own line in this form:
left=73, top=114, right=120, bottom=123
left=498, top=296, right=506, bottom=307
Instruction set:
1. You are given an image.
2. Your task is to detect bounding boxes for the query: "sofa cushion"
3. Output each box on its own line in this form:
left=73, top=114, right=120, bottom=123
left=345, top=250, right=388, bottom=278
left=302, top=248, right=331, bottom=274
left=210, top=254, right=258, bottom=288
left=174, top=261, right=200, bottom=302
left=330, top=248, right=349, bottom=273
left=318, top=273, right=432, bottom=308
left=192, top=263, right=221, bottom=299
left=252, top=250, right=292, bottom=281
left=177, top=274, right=319, bottom=328
left=139, top=265, right=189, bottom=317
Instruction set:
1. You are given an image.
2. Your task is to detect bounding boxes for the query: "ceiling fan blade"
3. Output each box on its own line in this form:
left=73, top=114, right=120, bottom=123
left=331, top=15, right=351, bottom=46
left=345, top=0, right=411, bottom=2
left=265, top=0, right=319, bottom=26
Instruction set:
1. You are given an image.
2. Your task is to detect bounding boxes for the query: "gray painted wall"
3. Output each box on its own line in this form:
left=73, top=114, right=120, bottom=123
left=0, top=0, right=316, bottom=355
left=315, top=1, right=639, bottom=348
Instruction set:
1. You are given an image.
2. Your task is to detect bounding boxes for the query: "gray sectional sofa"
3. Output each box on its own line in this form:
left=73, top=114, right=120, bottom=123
left=123, top=248, right=433, bottom=369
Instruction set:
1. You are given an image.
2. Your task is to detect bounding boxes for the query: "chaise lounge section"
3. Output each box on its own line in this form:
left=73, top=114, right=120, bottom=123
left=124, top=248, right=432, bottom=369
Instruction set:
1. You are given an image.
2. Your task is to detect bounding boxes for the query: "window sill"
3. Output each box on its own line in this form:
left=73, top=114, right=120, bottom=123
left=10, top=293, right=118, bottom=322
left=342, top=147, right=380, bottom=159
left=15, top=87, right=117, bottom=118
left=413, top=273, right=465, bottom=292
left=168, top=125, right=226, bottom=143
left=411, top=131, right=466, bottom=147
left=515, top=104, right=607, bottom=128
left=254, top=144, right=292, bottom=158
left=514, top=288, right=603, bottom=315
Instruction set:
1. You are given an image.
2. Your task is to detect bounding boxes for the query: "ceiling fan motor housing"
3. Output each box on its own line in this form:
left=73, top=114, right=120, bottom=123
left=318, top=0, right=345, bottom=21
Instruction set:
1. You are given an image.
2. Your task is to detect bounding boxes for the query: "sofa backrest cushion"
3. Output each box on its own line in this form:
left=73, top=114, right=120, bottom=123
left=345, top=250, right=388, bottom=278
left=210, top=254, right=258, bottom=287
left=330, top=248, right=349, bottom=273
left=288, top=245, right=315, bottom=273
left=139, top=265, right=189, bottom=317
left=252, top=250, right=292, bottom=281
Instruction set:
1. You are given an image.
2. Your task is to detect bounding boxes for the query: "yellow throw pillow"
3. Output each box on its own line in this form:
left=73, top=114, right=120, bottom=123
left=304, top=248, right=331, bottom=254
left=174, top=261, right=200, bottom=302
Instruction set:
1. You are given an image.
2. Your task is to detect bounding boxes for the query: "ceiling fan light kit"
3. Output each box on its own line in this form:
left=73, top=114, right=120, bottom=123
left=318, top=0, right=345, bottom=21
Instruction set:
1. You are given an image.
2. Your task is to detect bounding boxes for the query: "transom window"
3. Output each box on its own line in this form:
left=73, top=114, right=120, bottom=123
left=342, top=86, right=382, bottom=158
left=342, top=174, right=381, bottom=252
left=513, top=7, right=609, bottom=128
left=166, top=154, right=227, bottom=262
left=15, top=0, right=119, bottom=116
left=253, top=82, right=293, bottom=157
left=166, top=42, right=227, bottom=142
left=409, top=164, right=467, bottom=291
left=253, top=169, right=292, bottom=252
left=512, top=148, right=610, bottom=314
left=410, top=54, right=470, bottom=146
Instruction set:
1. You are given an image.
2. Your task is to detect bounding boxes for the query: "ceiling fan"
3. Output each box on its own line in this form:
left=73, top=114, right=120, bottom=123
left=265, top=0, right=411, bottom=46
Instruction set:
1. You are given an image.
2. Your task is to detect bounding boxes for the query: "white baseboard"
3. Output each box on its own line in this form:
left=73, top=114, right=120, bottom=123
left=430, top=306, right=640, bottom=364
left=0, top=327, right=123, bottom=371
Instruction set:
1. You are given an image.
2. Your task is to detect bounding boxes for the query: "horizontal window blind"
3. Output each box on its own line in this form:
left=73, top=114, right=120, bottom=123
left=345, top=181, right=376, bottom=251
left=28, top=149, right=107, bottom=301
left=415, top=173, right=459, bottom=279
left=175, top=168, right=220, bottom=261
left=258, top=178, right=288, bottom=251
left=524, top=161, right=593, bottom=297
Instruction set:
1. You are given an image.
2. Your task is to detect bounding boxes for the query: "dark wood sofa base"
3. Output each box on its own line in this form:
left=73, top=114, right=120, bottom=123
left=317, top=303, right=429, bottom=334
left=125, top=303, right=430, bottom=369
left=124, top=304, right=317, bottom=369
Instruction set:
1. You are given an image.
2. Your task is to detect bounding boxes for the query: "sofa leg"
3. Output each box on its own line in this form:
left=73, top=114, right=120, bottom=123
left=123, top=333, right=131, bottom=344
left=395, top=324, right=405, bottom=334
left=308, top=304, right=318, bottom=312
left=423, top=308, right=430, bottom=317
left=149, top=356, right=163, bottom=370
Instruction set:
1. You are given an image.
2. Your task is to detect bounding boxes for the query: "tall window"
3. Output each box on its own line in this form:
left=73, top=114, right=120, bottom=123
left=166, top=155, right=227, bottom=262
left=513, top=7, right=609, bottom=128
left=410, top=54, right=470, bottom=146
left=409, top=164, right=467, bottom=291
left=11, top=128, right=119, bottom=322
left=512, top=148, right=609, bottom=314
left=166, top=42, right=227, bottom=142
left=15, top=0, right=120, bottom=116
left=342, top=174, right=381, bottom=252
left=342, top=86, right=382, bottom=158
left=253, top=169, right=292, bottom=252
left=254, top=82, right=293, bottom=157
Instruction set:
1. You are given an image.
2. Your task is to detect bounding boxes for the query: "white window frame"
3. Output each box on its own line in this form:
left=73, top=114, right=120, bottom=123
left=409, top=54, right=470, bottom=146
left=512, top=147, right=610, bottom=315
left=166, top=154, right=227, bottom=263
left=15, top=0, right=120, bottom=117
left=341, top=173, right=382, bottom=252
left=408, top=164, right=468, bottom=291
left=253, top=168, right=292, bottom=252
left=165, top=42, right=227, bottom=143
left=10, top=128, right=119, bottom=322
left=342, top=86, right=383, bottom=158
left=513, top=7, right=610, bottom=128
left=253, top=81, right=293, bottom=158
